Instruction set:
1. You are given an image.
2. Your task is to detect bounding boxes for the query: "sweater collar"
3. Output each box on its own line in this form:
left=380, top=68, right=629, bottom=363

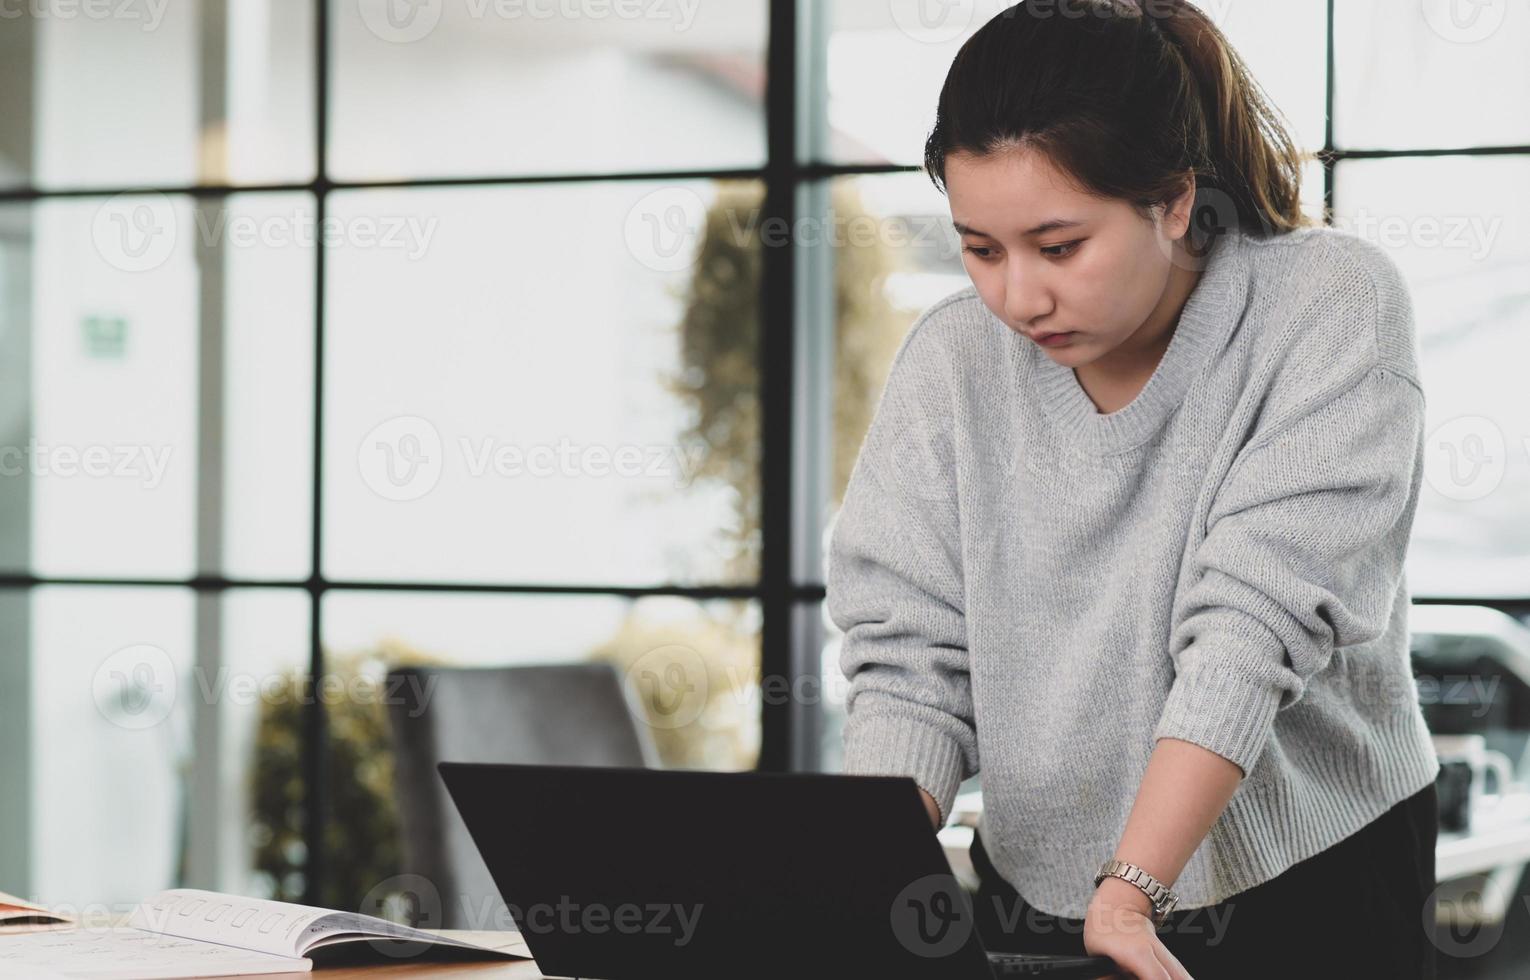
left=1026, top=227, right=1251, bottom=455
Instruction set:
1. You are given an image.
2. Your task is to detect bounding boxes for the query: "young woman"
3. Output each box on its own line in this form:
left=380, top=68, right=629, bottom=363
left=827, top=2, right=1441, bottom=978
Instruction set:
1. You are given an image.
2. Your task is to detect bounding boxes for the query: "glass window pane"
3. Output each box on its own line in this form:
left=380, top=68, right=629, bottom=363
left=823, top=0, right=1325, bottom=167
left=215, top=588, right=311, bottom=900
left=1335, top=0, right=1530, bottom=150
left=1189, top=0, right=1327, bottom=154
left=0, top=587, right=310, bottom=909
left=26, top=195, right=199, bottom=578
left=221, top=193, right=315, bottom=580
left=330, top=0, right=766, bottom=180
left=4, top=192, right=314, bottom=580
left=2, top=0, right=314, bottom=190
left=0, top=591, right=25, bottom=889
left=0, top=208, right=33, bottom=573
left=1299, top=156, right=1327, bottom=226
left=26, top=586, right=195, bottom=909
left=320, top=590, right=759, bottom=910
left=1333, top=155, right=1530, bottom=597
left=824, top=2, right=987, bottom=166
left=323, top=591, right=759, bottom=764
left=0, top=14, right=34, bottom=188
left=324, top=182, right=761, bottom=587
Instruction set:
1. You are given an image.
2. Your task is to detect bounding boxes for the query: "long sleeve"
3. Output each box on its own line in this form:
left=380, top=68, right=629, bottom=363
left=1152, top=363, right=1428, bottom=779
left=826, top=323, right=977, bottom=825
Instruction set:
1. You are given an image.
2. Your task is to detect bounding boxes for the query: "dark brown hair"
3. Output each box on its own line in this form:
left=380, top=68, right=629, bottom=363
left=924, top=0, right=1317, bottom=251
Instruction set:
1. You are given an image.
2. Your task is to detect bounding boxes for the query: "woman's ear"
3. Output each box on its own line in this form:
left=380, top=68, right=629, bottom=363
left=1163, top=174, right=1198, bottom=241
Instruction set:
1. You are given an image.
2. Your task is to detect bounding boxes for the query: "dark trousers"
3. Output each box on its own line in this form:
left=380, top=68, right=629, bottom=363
left=970, top=781, right=1440, bottom=979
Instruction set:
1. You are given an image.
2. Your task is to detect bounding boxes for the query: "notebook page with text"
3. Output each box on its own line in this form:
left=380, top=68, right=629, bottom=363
left=0, top=926, right=311, bottom=978
left=126, top=889, right=529, bottom=961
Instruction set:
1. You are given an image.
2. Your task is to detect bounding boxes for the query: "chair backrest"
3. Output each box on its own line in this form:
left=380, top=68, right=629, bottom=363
left=384, top=662, right=659, bottom=929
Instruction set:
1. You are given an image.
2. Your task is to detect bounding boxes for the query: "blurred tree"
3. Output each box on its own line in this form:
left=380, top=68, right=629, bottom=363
left=824, top=187, right=924, bottom=512
left=659, top=179, right=917, bottom=583
left=588, top=179, right=921, bottom=770
left=250, top=640, right=446, bottom=911
left=588, top=598, right=759, bottom=770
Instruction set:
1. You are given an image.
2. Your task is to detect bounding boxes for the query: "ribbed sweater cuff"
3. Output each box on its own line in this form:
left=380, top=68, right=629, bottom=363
left=1153, top=657, right=1284, bottom=778
left=843, top=712, right=967, bottom=825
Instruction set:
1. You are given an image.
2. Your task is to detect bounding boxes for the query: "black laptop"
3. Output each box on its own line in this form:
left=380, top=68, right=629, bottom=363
left=437, top=762, right=1118, bottom=979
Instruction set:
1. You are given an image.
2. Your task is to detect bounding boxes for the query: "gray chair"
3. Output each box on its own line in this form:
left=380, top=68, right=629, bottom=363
left=384, top=662, right=660, bottom=929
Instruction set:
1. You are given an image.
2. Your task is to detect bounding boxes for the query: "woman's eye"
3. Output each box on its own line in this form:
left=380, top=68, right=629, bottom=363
left=963, top=242, right=1080, bottom=260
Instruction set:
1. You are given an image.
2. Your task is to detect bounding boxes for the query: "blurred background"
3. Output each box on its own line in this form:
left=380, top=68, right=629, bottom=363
left=0, top=0, right=1527, bottom=971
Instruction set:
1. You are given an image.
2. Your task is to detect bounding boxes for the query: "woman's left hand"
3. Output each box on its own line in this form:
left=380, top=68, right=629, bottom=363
left=1082, top=878, right=1194, bottom=979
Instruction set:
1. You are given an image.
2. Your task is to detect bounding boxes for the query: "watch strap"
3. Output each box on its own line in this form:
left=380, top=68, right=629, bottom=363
left=1093, top=859, right=1179, bottom=927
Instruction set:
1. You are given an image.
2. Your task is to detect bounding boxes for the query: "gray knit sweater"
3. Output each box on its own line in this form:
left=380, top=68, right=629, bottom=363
left=827, top=223, right=1442, bottom=918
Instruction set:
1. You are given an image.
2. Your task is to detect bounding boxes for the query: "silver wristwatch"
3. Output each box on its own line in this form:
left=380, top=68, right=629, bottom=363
left=1093, top=859, right=1179, bottom=927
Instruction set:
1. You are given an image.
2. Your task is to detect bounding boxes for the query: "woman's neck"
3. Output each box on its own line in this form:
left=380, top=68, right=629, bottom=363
left=1074, top=245, right=1206, bottom=413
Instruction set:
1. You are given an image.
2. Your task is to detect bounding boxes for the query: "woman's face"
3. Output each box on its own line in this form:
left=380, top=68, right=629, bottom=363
left=945, top=146, right=1196, bottom=370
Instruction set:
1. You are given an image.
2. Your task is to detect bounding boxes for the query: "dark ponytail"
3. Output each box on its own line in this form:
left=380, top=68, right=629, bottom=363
left=924, top=0, right=1315, bottom=253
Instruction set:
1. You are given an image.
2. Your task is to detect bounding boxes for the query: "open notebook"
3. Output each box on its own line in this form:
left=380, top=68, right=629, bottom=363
left=0, top=888, right=531, bottom=979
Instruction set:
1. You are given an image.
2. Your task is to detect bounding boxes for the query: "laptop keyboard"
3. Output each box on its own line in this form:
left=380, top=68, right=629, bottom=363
left=986, top=950, right=1118, bottom=976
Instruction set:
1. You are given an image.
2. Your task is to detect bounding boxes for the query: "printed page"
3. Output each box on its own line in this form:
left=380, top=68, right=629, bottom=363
left=127, top=890, right=337, bottom=959
left=128, top=889, right=528, bottom=962
left=0, top=926, right=311, bottom=978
